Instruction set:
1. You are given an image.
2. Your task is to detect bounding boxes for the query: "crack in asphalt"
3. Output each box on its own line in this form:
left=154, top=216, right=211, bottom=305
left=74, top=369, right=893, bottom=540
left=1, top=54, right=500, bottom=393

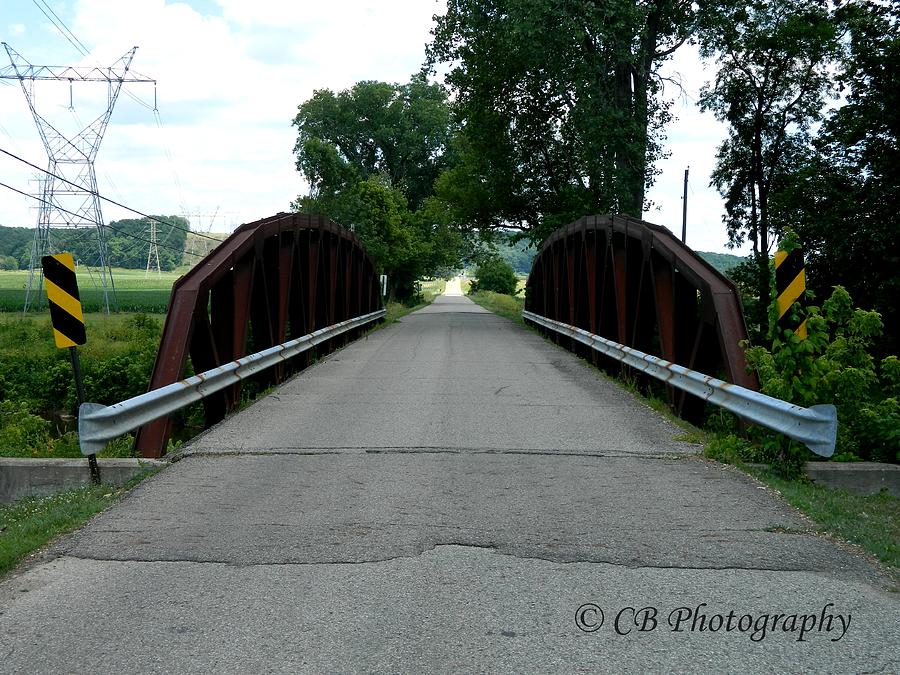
left=60, top=543, right=831, bottom=574
left=180, top=447, right=694, bottom=459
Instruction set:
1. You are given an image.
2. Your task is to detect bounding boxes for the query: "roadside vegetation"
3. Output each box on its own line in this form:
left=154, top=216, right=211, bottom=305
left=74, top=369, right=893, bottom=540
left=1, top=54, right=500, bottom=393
left=0, top=470, right=156, bottom=578
left=468, top=291, right=524, bottom=325
left=0, top=312, right=166, bottom=459
left=466, top=254, right=899, bottom=572
left=748, top=466, right=899, bottom=570
left=707, top=435, right=899, bottom=572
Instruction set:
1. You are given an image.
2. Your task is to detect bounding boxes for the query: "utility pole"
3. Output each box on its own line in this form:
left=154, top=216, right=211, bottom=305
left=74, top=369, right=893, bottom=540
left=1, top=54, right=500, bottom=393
left=1, top=43, right=155, bottom=312
left=682, top=166, right=689, bottom=244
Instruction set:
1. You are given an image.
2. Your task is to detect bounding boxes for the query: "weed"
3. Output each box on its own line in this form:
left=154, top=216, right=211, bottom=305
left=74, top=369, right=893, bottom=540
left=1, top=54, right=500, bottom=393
left=704, top=433, right=762, bottom=465
left=467, top=291, right=525, bottom=324
left=0, top=468, right=157, bottom=577
left=746, top=464, right=900, bottom=570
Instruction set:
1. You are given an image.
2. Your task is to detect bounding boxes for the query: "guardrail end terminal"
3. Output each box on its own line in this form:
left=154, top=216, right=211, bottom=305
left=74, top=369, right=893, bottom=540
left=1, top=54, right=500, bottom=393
left=807, top=404, right=838, bottom=458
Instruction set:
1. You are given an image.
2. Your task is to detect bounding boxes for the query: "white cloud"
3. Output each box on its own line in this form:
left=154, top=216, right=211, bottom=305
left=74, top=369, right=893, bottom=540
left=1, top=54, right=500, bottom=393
left=1, top=0, right=445, bottom=234
left=1, top=0, right=740, bottom=256
left=646, top=44, right=748, bottom=255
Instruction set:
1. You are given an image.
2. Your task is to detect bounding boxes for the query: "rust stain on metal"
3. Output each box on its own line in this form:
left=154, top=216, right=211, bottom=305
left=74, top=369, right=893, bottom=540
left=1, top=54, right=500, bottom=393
left=525, top=214, right=756, bottom=427
left=134, top=213, right=382, bottom=458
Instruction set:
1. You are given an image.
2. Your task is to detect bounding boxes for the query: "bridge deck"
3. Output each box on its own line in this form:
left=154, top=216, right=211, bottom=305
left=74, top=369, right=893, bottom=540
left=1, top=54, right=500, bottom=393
left=1, top=291, right=897, bottom=672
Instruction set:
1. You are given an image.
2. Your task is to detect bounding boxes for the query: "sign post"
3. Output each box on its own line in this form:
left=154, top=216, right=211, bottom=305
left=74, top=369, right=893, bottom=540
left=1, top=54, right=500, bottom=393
left=774, top=246, right=808, bottom=340
left=40, top=253, right=100, bottom=484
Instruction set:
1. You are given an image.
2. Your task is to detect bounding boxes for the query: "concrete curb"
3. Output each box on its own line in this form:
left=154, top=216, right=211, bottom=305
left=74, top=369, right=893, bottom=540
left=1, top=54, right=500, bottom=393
left=803, top=461, right=900, bottom=498
left=747, top=461, right=899, bottom=497
left=0, top=458, right=167, bottom=504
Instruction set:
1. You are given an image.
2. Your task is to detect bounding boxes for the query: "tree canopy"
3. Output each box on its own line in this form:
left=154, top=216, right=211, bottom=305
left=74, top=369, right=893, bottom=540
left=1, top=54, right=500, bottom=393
left=698, top=0, right=839, bottom=334
left=776, top=0, right=900, bottom=353
left=292, top=77, right=462, bottom=300
left=288, top=0, right=897, bottom=341
left=292, top=75, right=452, bottom=211
left=427, top=0, right=694, bottom=243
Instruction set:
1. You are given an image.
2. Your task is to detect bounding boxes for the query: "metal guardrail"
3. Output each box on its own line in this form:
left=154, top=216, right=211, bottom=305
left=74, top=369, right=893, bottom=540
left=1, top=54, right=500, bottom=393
left=78, top=309, right=386, bottom=456
left=523, top=310, right=837, bottom=457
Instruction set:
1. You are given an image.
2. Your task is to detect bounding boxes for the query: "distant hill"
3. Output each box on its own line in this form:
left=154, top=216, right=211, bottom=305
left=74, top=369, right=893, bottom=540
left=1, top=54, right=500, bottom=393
left=495, top=236, right=537, bottom=275
left=490, top=238, right=744, bottom=278
left=697, top=251, right=746, bottom=275
left=0, top=226, right=35, bottom=270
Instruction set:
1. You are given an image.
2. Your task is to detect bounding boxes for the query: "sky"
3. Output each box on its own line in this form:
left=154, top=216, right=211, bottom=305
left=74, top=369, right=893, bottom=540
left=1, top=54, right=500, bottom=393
left=0, top=0, right=745, bottom=255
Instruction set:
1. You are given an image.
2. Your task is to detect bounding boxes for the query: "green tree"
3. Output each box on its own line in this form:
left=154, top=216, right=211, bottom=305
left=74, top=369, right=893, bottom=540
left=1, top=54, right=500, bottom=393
left=292, top=76, right=453, bottom=210
left=778, top=1, right=900, bottom=355
left=292, top=78, right=465, bottom=299
left=0, top=227, right=34, bottom=268
left=471, top=256, right=518, bottom=296
left=319, top=176, right=426, bottom=300
left=105, top=216, right=188, bottom=271
left=698, top=0, right=839, bottom=334
left=427, top=0, right=694, bottom=242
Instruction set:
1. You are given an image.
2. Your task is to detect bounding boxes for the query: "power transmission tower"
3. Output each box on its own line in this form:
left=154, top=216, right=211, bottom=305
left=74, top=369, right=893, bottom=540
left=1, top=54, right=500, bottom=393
left=1, top=43, right=155, bottom=312
left=145, top=220, right=161, bottom=277
left=185, top=209, right=221, bottom=258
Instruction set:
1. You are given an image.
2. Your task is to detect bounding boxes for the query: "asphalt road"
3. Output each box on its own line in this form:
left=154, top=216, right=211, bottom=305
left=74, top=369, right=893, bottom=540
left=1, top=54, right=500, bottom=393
left=1, top=291, right=897, bottom=673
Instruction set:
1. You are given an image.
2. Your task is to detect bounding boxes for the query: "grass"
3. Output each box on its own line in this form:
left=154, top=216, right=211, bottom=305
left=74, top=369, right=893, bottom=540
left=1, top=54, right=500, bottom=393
left=0, top=311, right=162, bottom=368
left=0, top=267, right=182, bottom=289
left=0, top=468, right=156, bottom=578
left=703, top=435, right=899, bottom=571
left=0, top=268, right=178, bottom=313
left=466, top=285, right=900, bottom=575
left=744, top=463, right=900, bottom=570
left=468, top=290, right=525, bottom=324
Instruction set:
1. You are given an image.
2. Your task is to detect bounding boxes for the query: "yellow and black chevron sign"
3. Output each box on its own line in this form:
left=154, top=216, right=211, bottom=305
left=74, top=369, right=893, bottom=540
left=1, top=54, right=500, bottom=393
left=41, top=253, right=86, bottom=348
left=774, top=247, right=807, bottom=340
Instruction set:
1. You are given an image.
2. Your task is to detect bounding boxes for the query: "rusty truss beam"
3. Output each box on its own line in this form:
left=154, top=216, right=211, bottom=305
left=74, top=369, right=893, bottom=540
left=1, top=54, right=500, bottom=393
left=525, top=215, right=757, bottom=424
left=134, top=213, right=382, bottom=457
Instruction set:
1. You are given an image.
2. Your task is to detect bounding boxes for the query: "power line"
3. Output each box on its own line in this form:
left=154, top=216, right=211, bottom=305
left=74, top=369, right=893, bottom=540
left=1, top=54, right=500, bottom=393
left=35, top=0, right=91, bottom=55
left=26, top=8, right=173, bottom=276
left=0, top=147, right=222, bottom=242
left=10, top=12, right=194, bottom=257
left=29, top=0, right=91, bottom=57
left=0, top=179, right=204, bottom=259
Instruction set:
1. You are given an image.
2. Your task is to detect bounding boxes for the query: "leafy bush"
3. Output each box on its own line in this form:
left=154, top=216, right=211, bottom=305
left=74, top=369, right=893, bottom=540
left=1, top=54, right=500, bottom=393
left=470, top=257, right=517, bottom=296
left=744, top=284, right=900, bottom=466
left=704, top=434, right=764, bottom=465
left=0, top=400, right=51, bottom=456
left=0, top=313, right=164, bottom=457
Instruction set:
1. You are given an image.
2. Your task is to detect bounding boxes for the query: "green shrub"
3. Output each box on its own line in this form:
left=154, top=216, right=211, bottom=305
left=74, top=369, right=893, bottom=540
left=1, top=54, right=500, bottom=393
left=470, top=257, right=517, bottom=295
left=704, top=433, right=764, bottom=465
left=744, top=283, right=900, bottom=466
left=0, top=314, right=163, bottom=457
left=0, top=400, right=51, bottom=457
